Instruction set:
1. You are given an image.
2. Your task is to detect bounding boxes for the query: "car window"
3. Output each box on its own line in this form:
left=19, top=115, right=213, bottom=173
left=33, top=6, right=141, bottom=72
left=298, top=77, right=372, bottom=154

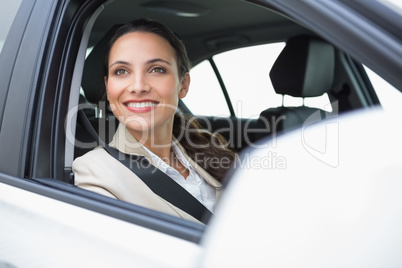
left=185, top=60, right=231, bottom=117
left=185, top=42, right=332, bottom=118
left=364, top=65, right=402, bottom=113
left=213, top=43, right=285, bottom=118
left=0, top=1, right=22, bottom=53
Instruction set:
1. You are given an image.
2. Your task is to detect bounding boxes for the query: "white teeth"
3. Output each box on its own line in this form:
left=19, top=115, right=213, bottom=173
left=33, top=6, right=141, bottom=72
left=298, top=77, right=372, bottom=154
left=126, top=102, right=157, bottom=108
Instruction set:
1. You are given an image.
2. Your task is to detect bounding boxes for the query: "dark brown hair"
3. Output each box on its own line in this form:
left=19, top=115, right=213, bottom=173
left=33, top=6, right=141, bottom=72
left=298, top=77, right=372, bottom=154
left=172, top=112, right=236, bottom=181
left=104, top=18, right=236, bottom=181
left=104, top=18, right=190, bottom=79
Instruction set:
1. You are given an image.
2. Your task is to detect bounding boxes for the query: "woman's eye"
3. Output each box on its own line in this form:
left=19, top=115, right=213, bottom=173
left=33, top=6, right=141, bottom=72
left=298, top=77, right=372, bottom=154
left=151, top=67, right=166, bottom=73
left=115, top=69, right=128, bottom=75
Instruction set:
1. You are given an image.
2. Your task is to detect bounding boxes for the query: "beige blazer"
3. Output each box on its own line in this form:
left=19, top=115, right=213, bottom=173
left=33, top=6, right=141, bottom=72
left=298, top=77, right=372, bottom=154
left=72, top=123, right=222, bottom=224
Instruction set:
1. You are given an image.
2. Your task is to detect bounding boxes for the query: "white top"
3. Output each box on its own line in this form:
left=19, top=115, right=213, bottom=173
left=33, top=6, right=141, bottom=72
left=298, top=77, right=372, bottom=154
left=141, top=142, right=216, bottom=212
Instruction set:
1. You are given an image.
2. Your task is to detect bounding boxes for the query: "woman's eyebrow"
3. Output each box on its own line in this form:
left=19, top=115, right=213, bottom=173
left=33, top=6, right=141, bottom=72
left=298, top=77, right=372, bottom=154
left=109, top=58, right=172, bottom=69
left=147, top=58, right=172, bottom=66
left=109, top=60, right=130, bottom=69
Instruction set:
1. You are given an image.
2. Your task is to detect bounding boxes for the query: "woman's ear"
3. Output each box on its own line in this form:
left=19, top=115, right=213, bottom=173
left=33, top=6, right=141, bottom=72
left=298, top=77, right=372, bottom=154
left=179, top=73, right=190, bottom=98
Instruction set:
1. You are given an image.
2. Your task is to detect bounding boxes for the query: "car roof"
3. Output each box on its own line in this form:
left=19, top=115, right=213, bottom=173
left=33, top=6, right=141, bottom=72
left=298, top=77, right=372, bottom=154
left=89, top=0, right=313, bottom=64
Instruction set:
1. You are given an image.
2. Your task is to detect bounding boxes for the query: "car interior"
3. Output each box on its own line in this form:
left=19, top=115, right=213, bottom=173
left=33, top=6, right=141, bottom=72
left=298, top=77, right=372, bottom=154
left=67, top=0, right=379, bottom=198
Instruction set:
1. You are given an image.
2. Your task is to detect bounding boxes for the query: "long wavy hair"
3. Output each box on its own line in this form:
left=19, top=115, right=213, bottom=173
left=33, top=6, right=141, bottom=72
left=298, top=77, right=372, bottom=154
left=103, top=18, right=236, bottom=181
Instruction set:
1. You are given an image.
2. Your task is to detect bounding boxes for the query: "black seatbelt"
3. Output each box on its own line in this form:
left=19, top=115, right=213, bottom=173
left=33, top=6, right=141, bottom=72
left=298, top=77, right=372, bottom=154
left=77, top=109, right=212, bottom=224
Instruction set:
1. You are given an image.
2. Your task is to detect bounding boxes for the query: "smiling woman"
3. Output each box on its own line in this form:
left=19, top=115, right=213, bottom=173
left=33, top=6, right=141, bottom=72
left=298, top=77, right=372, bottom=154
left=72, top=18, right=236, bottom=224
left=105, top=31, right=188, bottom=142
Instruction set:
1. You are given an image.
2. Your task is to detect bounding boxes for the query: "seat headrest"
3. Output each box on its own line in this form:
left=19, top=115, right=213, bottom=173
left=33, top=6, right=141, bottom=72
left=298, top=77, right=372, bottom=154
left=81, top=25, right=122, bottom=104
left=269, top=35, right=335, bottom=98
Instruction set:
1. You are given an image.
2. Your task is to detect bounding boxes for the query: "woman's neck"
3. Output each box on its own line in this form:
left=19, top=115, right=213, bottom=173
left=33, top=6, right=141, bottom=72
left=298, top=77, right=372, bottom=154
left=128, top=125, right=173, bottom=164
left=128, top=123, right=189, bottom=179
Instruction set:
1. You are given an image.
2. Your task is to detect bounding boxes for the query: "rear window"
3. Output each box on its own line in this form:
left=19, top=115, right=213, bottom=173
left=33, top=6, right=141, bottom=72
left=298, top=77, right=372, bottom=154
left=185, top=42, right=332, bottom=118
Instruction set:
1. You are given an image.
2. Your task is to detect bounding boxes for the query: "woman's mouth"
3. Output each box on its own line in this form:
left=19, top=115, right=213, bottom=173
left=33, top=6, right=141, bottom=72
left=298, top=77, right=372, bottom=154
left=123, top=100, right=159, bottom=113
left=125, top=101, right=158, bottom=108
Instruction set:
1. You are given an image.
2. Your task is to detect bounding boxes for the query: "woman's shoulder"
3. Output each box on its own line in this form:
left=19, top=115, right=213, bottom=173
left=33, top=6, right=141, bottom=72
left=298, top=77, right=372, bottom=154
left=72, top=146, right=131, bottom=187
left=74, top=146, right=108, bottom=160
left=72, top=146, right=114, bottom=168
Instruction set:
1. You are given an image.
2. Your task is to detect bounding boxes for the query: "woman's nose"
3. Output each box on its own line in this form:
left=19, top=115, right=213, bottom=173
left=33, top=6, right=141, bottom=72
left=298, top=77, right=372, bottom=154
left=127, top=74, right=151, bottom=94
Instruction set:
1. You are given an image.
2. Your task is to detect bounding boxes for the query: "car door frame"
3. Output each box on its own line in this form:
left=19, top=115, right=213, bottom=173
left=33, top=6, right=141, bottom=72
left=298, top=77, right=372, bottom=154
left=0, top=0, right=206, bottom=243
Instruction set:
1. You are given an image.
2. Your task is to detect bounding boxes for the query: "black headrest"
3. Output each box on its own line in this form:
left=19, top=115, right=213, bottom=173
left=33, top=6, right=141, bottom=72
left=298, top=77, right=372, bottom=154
left=81, top=25, right=122, bottom=104
left=269, top=35, right=335, bottom=98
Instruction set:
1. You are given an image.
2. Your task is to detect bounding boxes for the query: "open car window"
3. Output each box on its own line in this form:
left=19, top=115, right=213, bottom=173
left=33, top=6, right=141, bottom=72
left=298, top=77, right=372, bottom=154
left=62, top=0, right=400, bottom=247
left=68, top=0, right=386, bottom=219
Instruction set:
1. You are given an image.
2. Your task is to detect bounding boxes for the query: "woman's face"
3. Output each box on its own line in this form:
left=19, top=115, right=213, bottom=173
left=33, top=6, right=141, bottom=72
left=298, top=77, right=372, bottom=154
left=105, top=31, right=189, bottom=137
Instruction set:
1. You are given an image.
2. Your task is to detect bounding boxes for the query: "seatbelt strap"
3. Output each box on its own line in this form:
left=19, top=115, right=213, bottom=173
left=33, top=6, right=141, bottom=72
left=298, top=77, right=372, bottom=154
left=77, top=110, right=212, bottom=224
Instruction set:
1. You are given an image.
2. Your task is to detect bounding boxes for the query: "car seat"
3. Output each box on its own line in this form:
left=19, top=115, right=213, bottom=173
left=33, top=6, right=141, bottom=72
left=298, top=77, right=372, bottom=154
left=255, top=35, right=335, bottom=140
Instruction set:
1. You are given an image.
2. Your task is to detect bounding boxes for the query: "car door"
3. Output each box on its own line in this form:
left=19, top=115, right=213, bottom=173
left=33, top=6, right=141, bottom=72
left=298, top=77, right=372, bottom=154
left=0, top=1, right=203, bottom=267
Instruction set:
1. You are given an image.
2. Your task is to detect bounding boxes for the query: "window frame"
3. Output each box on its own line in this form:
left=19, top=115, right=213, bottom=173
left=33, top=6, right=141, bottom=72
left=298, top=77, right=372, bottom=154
left=0, top=0, right=31, bottom=148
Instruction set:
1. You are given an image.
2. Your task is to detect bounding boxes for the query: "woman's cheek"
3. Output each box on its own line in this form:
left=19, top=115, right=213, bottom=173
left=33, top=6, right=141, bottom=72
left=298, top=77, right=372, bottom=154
left=107, top=81, right=124, bottom=100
